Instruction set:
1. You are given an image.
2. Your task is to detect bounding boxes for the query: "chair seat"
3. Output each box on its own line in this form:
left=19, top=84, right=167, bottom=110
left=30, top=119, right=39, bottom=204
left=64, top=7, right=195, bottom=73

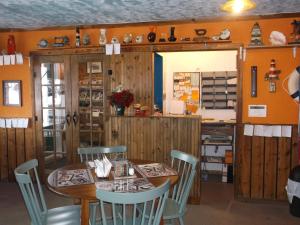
left=163, top=198, right=183, bottom=220
left=44, top=205, right=81, bottom=225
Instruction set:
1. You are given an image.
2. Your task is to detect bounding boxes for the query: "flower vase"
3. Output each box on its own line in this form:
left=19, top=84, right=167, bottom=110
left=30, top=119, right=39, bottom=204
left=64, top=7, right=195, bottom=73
left=115, top=105, right=125, bottom=116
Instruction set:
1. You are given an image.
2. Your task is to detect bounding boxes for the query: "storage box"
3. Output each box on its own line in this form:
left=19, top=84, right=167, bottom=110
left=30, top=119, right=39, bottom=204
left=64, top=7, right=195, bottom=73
left=225, top=150, right=233, bottom=164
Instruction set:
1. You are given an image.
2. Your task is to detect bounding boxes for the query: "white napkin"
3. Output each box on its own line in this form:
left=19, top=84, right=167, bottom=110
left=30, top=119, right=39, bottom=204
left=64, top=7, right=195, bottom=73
left=94, top=156, right=112, bottom=178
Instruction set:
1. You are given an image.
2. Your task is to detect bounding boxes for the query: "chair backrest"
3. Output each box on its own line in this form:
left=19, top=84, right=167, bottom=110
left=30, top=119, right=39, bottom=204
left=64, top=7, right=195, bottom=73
left=77, top=145, right=127, bottom=162
left=96, top=180, right=170, bottom=225
left=14, top=159, right=47, bottom=225
left=170, top=150, right=199, bottom=213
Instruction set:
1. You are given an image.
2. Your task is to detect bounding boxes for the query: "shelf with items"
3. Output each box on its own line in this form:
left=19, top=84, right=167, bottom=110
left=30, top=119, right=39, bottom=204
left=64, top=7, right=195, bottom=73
left=201, top=71, right=237, bottom=110
left=201, top=123, right=235, bottom=183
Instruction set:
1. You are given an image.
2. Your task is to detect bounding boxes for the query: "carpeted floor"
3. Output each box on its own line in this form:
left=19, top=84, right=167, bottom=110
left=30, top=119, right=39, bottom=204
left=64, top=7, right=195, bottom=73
left=0, top=181, right=299, bottom=225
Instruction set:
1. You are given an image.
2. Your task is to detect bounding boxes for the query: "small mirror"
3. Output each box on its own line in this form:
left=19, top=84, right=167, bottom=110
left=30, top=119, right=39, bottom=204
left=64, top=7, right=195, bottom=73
left=3, top=80, right=22, bottom=106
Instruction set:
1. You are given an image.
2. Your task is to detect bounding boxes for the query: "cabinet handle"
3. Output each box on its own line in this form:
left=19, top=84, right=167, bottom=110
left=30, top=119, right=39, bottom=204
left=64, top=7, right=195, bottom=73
left=73, top=112, right=78, bottom=126
left=66, top=113, right=71, bottom=126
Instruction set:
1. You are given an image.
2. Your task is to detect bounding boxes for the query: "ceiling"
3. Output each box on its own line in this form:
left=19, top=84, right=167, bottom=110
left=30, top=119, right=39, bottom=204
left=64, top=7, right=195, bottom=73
left=0, top=0, right=300, bottom=30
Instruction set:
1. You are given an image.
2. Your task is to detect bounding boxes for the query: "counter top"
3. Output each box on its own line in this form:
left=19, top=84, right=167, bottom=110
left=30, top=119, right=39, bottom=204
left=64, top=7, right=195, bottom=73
left=109, top=114, right=201, bottom=119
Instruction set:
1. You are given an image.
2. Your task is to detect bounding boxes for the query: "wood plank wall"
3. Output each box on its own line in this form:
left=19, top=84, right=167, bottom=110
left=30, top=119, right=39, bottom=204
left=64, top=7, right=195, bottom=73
left=236, top=124, right=299, bottom=200
left=107, top=52, right=153, bottom=115
left=105, top=116, right=201, bottom=203
left=0, top=127, right=36, bottom=181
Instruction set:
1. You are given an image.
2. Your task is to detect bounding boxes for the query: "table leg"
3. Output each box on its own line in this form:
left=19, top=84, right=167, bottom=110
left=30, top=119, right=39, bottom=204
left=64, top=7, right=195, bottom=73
left=81, top=199, right=90, bottom=225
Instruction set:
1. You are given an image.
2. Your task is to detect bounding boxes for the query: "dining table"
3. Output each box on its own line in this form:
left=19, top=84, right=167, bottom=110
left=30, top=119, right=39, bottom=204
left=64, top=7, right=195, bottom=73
left=47, top=159, right=179, bottom=225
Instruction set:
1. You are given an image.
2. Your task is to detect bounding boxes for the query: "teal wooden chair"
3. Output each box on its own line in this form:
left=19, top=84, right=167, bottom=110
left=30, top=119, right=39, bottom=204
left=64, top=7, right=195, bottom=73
left=96, top=180, right=170, bottom=225
left=14, top=159, right=81, bottom=225
left=78, top=145, right=127, bottom=225
left=78, top=145, right=127, bottom=162
left=163, top=150, right=199, bottom=225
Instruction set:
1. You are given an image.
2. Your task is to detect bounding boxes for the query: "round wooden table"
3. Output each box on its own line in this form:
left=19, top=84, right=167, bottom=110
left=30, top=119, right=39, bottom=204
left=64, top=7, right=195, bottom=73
left=47, top=160, right=178, bottom=225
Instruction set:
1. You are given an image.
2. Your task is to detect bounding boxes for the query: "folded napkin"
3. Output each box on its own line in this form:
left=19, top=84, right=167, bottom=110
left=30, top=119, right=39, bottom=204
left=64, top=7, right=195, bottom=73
left=94, top=156, right=112, bottom=178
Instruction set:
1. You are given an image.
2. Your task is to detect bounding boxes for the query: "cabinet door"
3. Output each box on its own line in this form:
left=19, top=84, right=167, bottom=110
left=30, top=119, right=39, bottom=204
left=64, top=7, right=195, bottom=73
left=70, top=54, right=106, bottom=158
left=33, top=55, right=72, bottom=175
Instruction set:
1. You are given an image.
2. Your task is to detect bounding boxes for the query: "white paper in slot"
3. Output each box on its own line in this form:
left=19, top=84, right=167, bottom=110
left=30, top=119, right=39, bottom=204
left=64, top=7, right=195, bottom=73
left=105, top=44, right=113, bottom=55
left=113, top=43, right=121, bottom=54
left=272, top=125, right=282, bottom=137
left=10, top=55, right=15, bottom=65
left=243, top=124, right=254, bottom=136
left=282, top=126, right=292, bottom=138
left=12, top=119, right=18, bottom=128
left=253, top=125, right=264, bottom=136
left=4, top=55, right=10, bottom=65
left=16, top=53, right=23, bottom=64
left=5, top=119, right=12, bottom=128
left=0, top=119, right=5, bottom=128
left=263, top=125, right=273, bottom=137
left=0, top=55, right=3, bottom=65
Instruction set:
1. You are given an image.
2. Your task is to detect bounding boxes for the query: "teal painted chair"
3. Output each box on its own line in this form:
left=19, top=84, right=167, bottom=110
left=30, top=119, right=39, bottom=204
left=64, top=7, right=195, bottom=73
left=163, top=150, right=199, bottom=225
left=96, top=180, right=170, bottom=225
left=14, top=159, right=81, bottom=225
left=78, top=145, right=127, bottom=225
left=78, top=145, right=127, bottom=162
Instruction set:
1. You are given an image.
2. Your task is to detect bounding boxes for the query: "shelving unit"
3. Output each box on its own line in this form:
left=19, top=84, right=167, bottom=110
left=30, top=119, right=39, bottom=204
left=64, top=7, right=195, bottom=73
left=78, top=61, right=105, bottom=147
left=201, top=71, right=237, bottom=109
left=201, top=123, right=235, bottom=183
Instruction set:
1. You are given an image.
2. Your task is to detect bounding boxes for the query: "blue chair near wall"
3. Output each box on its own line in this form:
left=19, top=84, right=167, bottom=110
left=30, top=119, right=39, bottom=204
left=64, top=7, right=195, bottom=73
left=77, top=145, right=127, bottom=225
left=14, top=159, right=81, bottom=225
left=96, top=180, right=170, bottom=225
left=163, top=150, right=199, bottom=225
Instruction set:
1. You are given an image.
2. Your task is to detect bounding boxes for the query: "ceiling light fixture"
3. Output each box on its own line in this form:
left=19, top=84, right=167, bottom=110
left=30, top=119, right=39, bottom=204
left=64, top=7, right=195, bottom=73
left=221, top=0, right=256, bottom=14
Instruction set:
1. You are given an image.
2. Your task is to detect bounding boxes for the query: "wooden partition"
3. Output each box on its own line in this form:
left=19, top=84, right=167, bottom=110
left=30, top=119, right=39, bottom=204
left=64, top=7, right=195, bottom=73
left=236, top=124, right=298, bottom=200
left=0, top=126, right=36, bottom=181
left=105, top=115, right=201, bottom=203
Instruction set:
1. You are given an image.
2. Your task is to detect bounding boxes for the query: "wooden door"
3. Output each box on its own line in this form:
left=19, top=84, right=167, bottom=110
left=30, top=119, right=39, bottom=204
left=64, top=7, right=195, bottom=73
left=70, top=54, right=106, bottom=162
left=33, top=55, right=72, bottom=177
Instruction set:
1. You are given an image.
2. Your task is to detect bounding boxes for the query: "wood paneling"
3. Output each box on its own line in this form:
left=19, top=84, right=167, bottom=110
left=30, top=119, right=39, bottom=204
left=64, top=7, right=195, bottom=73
left=107, top=52, right=153, bottom=115
left=0, top=126, right=36, bottom=181
left=105, top=116, right=201, bottom=203
left=236, top=125, right=298, bottom=201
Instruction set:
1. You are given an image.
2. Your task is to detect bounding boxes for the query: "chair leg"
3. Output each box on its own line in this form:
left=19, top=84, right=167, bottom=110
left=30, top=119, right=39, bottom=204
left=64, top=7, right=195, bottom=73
left=89, top=205, right=97, bottom=225
left=179, top=216, right=184, bottom=225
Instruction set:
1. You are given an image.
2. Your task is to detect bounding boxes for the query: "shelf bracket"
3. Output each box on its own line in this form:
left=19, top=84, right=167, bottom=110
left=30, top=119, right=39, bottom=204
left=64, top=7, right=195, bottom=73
left=293, top=47, right=297, bottom=59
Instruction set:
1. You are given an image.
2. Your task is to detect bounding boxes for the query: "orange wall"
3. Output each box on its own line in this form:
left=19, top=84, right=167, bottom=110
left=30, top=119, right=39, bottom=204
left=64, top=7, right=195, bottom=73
left=0, top=17, right=299, bottom=124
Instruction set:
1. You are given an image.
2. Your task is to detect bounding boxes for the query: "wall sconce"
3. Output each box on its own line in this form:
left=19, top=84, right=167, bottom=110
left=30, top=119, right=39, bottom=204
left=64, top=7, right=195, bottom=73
left=221, top=0, right=256, bottom=14
left=265, top=59, right=280, bottom=93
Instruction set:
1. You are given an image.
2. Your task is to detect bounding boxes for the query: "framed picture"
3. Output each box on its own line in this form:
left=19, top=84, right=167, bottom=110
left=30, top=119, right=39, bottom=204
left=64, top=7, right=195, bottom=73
left=87, top=62, right=102, bottom=73
left=3, top=80, right=22, bottom=106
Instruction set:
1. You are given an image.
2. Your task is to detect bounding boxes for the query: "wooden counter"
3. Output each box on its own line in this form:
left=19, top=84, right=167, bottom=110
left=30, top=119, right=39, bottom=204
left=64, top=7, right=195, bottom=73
left=105, top=115, right=201, bottom=203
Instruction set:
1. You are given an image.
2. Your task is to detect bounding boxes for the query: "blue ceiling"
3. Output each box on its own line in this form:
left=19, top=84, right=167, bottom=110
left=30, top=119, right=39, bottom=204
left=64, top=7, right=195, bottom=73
left=0, top=0, right=299, bottom=29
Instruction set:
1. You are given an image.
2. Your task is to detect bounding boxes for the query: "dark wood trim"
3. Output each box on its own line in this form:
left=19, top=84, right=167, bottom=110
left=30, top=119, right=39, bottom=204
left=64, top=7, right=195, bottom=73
left=1, top=12, right=299, bottom=32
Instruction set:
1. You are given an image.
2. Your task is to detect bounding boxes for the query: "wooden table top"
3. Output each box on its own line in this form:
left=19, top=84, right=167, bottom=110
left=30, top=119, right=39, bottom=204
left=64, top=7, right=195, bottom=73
left=47, top=159, right=178, bottom=201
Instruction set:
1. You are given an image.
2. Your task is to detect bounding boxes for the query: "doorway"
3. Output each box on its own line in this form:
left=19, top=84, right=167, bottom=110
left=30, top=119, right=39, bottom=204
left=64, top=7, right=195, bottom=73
left=154, top=50, right=239, bottom=202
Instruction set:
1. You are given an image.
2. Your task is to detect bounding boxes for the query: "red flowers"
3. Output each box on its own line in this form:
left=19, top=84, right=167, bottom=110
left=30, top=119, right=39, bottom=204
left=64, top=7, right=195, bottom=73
left=110, top=90, right=134, bottom=108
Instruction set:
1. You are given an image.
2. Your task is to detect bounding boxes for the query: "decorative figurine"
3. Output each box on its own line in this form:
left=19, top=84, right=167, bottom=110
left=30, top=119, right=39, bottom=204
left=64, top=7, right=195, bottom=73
left=75, top=27, right=80, bottom=47
left=193, top=29, right=209, bottom=42
left=111, top=37, right=119, bottom=44
left=38, top=39, right=48, bottom=48
left=82, top=33, right=90, bottom=46
left=52, top=36, right=69, bottom=47
left=269, top=31, right=286, bottom=46
left=289, top=20, right=300, bottom=44
left=219, top=28, right=231, bottom=40
left=249, top=22, right=263, bottom=46
left=159, top=32, right=167, bottom=42
left=265, top=59, right=281, bottom=93
left=147, top=26, right=156, bottom=42
left=99, top=28, right=107, bottom=45
left=135, top=35, right=144, bottom=44
left=168, top=26, right=177, bottom=42
left=123, top=33, right=132, bottom=44
left=7, top=35, right=16, bottom=54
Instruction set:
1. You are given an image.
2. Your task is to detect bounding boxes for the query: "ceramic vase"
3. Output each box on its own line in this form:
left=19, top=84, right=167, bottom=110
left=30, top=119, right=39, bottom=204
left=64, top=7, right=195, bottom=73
left=115, top=105, right=125, bottom=116
left=99, top=29, right=107, bottom=46
left=147, top=27, right=156, bottom=42
left=168, top=27, right=177, bottom=42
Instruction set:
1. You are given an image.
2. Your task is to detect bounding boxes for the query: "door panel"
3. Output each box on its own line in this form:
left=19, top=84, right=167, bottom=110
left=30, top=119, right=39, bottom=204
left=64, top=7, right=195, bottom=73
left=34, top=56, right=72, bottom=176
